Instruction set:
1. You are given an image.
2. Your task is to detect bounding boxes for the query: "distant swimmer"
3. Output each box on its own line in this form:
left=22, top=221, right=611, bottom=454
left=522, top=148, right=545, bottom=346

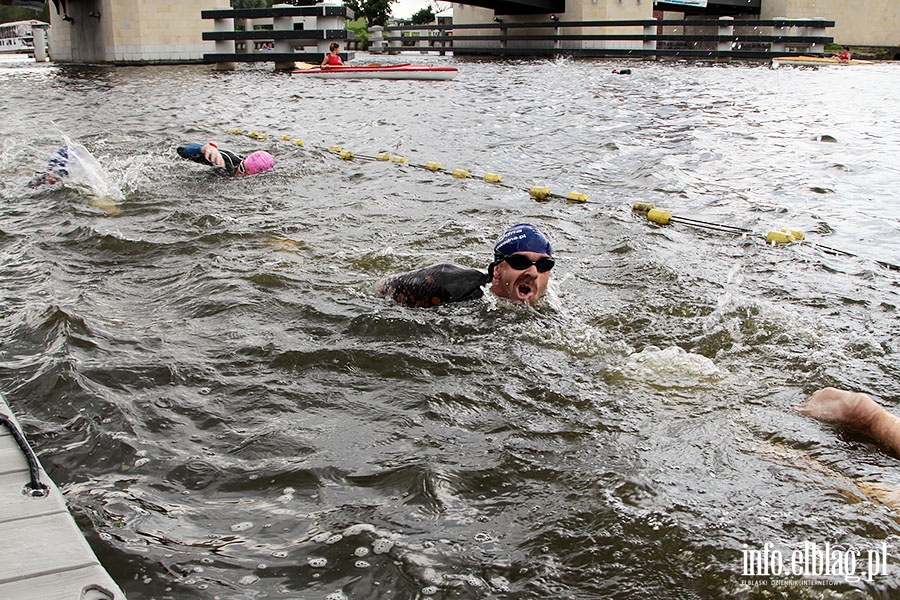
left=612, top=68, right=632, bottom=75
left=177, top=142, right=274, bottom=176
left=27, top=146, right=70, bottom=187
left=321, top=42, right=344, bottom=68
left=380, top=222, right=555, bottom=308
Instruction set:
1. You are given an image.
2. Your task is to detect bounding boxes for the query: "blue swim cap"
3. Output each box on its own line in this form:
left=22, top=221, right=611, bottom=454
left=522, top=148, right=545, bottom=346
left=494, top=223, right=552, bottom=260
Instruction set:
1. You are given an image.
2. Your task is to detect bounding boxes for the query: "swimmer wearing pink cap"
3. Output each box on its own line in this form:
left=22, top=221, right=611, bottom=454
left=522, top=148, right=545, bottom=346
left=177, top=142, right=274, bottom=177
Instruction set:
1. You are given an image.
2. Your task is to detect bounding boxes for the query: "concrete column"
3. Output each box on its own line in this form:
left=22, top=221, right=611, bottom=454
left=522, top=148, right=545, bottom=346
left=808, top=19, right=825, bottom=54
left=369, top=25, right=384, bottom=53
left=771, top=18, right=786, bottom=53
left=33, top=25, right=49, bottom=62
left=214, top=7, right=236, bottom=70
left=717, top=16, right=733, bottom=54
left=642, top=22, right=656, bottom=54
left=273, top=3, right=296, bottom=70
left=316, top=2, right=343, bottom=58
left=388, top=23, right=401, bottom=52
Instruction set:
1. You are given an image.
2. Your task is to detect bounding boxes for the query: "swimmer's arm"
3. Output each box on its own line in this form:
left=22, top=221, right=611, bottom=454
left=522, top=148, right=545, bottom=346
left=177, top=142, right=225, bottom=168
left=798, top=387, right=900, bottom=456
left=867, top=406, right=900, bottom=457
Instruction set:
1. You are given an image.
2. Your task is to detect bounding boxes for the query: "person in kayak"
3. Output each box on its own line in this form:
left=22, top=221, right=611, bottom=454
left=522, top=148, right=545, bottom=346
left=380, top=223, right=555, bottom=308
left=321, top=42, right=344, bottom=68
left=177, top=142, right=274, bottom=177
left=797, top=387, right=900, bottom=457
left=27, top=146, right=70, bottom=187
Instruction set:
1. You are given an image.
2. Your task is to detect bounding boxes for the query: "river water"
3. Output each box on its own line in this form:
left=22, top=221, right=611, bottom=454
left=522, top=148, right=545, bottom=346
left=1, top=53, right=899, bottom=599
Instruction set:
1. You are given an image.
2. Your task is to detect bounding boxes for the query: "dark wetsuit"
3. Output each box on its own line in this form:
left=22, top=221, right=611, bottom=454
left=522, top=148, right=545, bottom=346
left=177, top=143, right=244, bottom=176
left=380, top=264, right=491, bottom=308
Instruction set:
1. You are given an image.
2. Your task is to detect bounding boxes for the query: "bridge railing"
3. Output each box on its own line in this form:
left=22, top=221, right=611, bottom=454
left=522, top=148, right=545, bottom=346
left=201, top=3, right=355, bottom=69
left=369, top=17, right=835, bottom=59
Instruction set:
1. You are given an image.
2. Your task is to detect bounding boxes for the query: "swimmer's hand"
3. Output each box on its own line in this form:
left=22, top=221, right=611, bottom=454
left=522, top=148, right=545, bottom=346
left=797, top=387, right=900, bottom=457
left=201, top=143, right=225, bottom=168
left=796, top=387, right=880, bottom=429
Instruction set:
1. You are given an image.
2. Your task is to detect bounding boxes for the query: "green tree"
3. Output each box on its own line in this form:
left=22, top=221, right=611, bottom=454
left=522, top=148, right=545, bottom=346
left=410, top=6, right=435, bottom=25
left=0, top=5, right=51, bottom=23
left=344, top=0, right=395, bottom=27
left=230, top=0, right=269, bottom=8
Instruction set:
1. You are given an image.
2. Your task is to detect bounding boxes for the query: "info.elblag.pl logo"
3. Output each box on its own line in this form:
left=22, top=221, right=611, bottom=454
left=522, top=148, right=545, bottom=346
left=742, top=541, right=890, bottom=583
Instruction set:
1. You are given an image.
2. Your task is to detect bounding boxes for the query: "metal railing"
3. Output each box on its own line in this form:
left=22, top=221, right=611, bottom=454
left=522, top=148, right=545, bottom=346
left=201, top=4, right=355, bottom=67
left=368, top=18, right=835, bottom=59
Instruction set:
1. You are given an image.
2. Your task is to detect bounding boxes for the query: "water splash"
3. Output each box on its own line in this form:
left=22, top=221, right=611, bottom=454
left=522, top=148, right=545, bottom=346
left=61, top=135, right=125, bottom=208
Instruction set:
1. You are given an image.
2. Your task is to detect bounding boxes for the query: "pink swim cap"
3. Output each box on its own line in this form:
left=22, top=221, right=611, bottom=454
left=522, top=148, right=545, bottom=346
left=242, top=151, right=274, bottom=175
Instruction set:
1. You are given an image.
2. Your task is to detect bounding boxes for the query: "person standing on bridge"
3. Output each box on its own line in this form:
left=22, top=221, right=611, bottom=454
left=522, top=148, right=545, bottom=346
left=321, top=42, right=344, bottom=68
left=177, top=142, right=274, bottom=177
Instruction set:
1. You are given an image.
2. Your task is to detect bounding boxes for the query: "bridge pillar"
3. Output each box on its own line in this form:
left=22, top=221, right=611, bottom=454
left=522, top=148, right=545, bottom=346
left=771, top=17, right=787, bottom=53
left=717, top=16, right=733, bottom=57
left=642, top=21, right=656, bottom=57
left=32, top=24, right=49, bottom=62
left=214, top=8, right=236, bottom=70
left=49, top=0, right=220, bottom=64
left=717, top=16, right=733, bottom=52
left=273, top=4, right=297, bottom=70
left=369, top=26, right=385, bottom=53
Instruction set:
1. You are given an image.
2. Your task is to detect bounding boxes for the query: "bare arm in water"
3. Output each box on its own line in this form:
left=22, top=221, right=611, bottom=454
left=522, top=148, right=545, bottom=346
left=797, top=387, right=900, bottom=456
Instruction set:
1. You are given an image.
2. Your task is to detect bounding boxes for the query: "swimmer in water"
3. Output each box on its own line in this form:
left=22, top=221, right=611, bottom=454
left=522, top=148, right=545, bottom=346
left=177, top=142, right=274, bottom=176
left=797, top=387, right=900, bottom=457
left=27, top=146, right=70, bottom=187
left=380, top=223, right=554, bottom=308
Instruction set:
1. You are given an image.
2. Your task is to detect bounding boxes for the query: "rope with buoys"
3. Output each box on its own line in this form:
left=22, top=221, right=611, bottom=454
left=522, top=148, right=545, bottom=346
left=221, top=127, right=594, bottom=205
left=220, top=126, right=900, bottom=273
left=632, top=202, right=900, bottom=272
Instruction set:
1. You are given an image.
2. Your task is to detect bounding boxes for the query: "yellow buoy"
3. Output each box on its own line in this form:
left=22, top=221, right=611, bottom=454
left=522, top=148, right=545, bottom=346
left=426, top=161, right=442, bottom=171
left=452, top=169, right=471, bottom=179
left=280, top=135, right=291, bottom=141
left=339, top=150, right=354, bottom=160
left=483, top=173, right=502, bottom=183
left=566, top=191, right=588, bottom=204
left=632, top=202, right=655, bottom=213
left=392, top=156, right=408, bottom=164
left=328, top=145, right=342, bottom=153
left=529, top=186, right=551, bottom=200
left=376, top=153, right=391, bottom=161
left=766, top=228, right=805, bottom=244
left=293, top=139, right=304, bottom=146
left=647, top=208, right=672, bottom=225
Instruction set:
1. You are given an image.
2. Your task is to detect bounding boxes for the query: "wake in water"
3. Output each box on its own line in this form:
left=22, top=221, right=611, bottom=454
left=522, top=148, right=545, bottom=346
left=12, top=134, right=125, bottom=212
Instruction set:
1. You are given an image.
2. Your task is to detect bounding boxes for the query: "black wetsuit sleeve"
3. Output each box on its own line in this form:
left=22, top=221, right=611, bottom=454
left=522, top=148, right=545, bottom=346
left=380, top=264, right=490, bottom=308
left=177, top=143, right=244, bottom=176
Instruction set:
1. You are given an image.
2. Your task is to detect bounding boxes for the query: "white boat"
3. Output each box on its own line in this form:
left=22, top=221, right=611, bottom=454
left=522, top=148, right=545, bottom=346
left=0, top=20, right=48, bottom=55
left=772, top=55, right=873, bottom=67
left=292, top=62, right=458, bottom=81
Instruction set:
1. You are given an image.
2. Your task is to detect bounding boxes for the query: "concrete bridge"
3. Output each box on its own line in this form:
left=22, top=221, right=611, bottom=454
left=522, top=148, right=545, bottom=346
left=1, top=0, right=896, bottom=63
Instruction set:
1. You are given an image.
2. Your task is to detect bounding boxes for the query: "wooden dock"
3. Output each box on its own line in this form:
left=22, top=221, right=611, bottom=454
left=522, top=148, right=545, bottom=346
left=0, top=392, right=125, bottom=600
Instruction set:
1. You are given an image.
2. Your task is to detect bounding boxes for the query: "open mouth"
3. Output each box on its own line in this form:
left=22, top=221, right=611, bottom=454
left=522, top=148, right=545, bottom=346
left=514, top=277, right=535, bottom=302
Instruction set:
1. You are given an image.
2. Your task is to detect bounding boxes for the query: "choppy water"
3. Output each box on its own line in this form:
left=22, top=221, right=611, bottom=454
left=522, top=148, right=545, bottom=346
left=1, top=53, right=900, bottom=599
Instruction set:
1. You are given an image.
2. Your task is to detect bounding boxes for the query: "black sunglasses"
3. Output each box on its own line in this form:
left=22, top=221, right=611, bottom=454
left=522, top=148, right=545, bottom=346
left=501, top=254, right=555, bottom=273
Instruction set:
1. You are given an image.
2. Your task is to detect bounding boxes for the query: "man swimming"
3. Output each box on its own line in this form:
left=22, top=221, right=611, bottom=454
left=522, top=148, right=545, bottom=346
left=380, top=223, right=555, bottom=308
left=177, top=142, right=274, bottom=176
